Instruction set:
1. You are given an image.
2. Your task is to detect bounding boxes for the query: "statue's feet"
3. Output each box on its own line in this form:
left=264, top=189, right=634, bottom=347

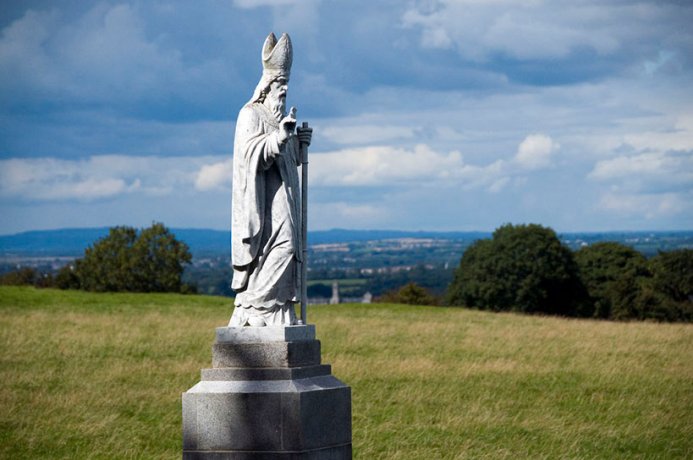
left=247, top=316, right=267, bottom=327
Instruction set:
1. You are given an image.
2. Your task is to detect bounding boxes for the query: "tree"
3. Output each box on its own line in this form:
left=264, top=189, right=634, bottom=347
left=574, top=245, right=692, bottom=322
left=574, top=242, right=648, bottom=318
left=649, top=249, right=693, bottom=303
left=641, top=249, right=693, bottom=322
left=130, top=223, right=193, bottom=292
left=75, top=223, right=193, bottom=293
left=76, top=226, right=137, bottom=292
left=446, top=224, right=585, bottom=316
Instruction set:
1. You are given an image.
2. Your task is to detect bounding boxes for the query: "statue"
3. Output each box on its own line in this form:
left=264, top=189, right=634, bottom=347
left=229, top=32, right=312, bottom=327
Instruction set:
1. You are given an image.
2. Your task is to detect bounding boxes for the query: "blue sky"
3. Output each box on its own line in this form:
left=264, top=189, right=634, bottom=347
left=1, top=0, right=692, bottom=235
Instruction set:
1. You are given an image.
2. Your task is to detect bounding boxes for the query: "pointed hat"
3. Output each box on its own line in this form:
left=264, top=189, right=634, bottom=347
left=262, top=32, right=292, bottom=80
left=248, top=32, right=293, bottom=104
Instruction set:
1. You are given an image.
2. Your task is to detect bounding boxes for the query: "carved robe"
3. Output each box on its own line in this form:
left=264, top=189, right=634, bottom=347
left=230, top=102, right=301, bottom=326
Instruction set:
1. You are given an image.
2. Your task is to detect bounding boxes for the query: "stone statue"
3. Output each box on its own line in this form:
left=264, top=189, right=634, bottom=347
left=183, top=33, right=350, bottom=459
left=229, top=32, right=312, bottom=327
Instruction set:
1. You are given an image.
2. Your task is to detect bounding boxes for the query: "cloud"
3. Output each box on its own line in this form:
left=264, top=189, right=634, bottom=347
left=0, top=155, right=219, bottom=202
left=0, top=3, right=241, bottom=119
left=598, top=192, right=689, bottom=219
left=321, top=124, right=417, bottom=145
left=195, top=159, right=233, bottom=191
left=401, top=0, right=691, bottom=64
left=488, top=177, right=510, bottom=194
left=233, top=0, right=299, bottom=8
left=310, top=144, right=469, bottom=186
left=310, top=135, right=555, bottom=191
left=589, top=147, right=693, bottom=221
left=622, top=115, right=693, bottom=153
left=514, top=134, right=559, bottom=170
left=1, top=1, right=692, bottom=233
left=588, top=149, right=693, bottom=193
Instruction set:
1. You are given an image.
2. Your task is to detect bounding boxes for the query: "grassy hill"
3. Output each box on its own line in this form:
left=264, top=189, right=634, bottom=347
left=1, top=287, right=691, bottom=459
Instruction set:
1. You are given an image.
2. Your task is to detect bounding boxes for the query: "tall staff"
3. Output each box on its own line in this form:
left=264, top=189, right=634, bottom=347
left=298, top=121, right=311, bottom=325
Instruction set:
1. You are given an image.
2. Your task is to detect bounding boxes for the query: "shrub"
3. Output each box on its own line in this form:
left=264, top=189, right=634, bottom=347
left=54, top=264, right=81, bottom=290
left=379, top=282, right=438, bottom=305
left=0, top=267, right=38, bottom=286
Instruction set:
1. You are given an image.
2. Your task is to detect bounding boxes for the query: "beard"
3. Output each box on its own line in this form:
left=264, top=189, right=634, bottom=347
left=267, top=93, right=286, bottom=120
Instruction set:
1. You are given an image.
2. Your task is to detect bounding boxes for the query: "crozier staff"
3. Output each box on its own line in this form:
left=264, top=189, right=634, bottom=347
left=229, top=32, right=312, bottom=327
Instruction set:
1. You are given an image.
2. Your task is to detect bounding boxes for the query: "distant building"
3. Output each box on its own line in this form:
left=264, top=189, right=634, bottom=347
left=330, top=281, right=340, bottom=304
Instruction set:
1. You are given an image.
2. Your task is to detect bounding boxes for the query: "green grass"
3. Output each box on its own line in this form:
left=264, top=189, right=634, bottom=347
left=1, top=286, right=691, bottom=459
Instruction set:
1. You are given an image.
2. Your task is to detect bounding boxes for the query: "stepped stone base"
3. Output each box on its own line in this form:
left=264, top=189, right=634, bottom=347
left=183, top=325, right=351, bottom=459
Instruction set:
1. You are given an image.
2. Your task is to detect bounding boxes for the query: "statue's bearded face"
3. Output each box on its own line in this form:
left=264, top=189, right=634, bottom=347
left=266, top=77, right=288, bottom=119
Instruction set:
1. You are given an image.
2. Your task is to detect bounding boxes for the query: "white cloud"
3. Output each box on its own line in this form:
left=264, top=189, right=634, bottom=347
left=0, top=157, right=134, bottom=201
left=195, top=159, right=233, bottom=191
left=401, top=1, right=687, bottom=62
left=310, top=201, right=392, bottom=229
left=0, top=155, right=220, bottom=202
left=488, top=177, right=510, bottom=194
left=328, top=202, right=382, bottom=220
left=589, top=148, right=693, bottom=221
left=0, top=4, right=240, bottom=112
left=588, top=150, right=693, bottom=193
left=622, top=116, right=693, bottom=153
left=311, top=135, right=558, bottom=191
left=310, top=144, right=469, bottom=186
left=598, top=192, right=689, bottom=219
left=514, top=134, right=558, bottom=169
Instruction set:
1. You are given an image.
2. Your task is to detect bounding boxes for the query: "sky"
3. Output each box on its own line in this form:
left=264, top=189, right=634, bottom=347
left=1, top=0, right=692, bottom=235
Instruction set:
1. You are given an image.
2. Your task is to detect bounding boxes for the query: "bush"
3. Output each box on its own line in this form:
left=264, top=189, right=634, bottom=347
left=446, top=224, right=585, bottom=315
left=54, top=264, right=81, bottom=290
left=378, top=282, right=438, bottom=305
left=0, top=267, right=39, bottom=286
left=307, top=283, right=333, bottom=298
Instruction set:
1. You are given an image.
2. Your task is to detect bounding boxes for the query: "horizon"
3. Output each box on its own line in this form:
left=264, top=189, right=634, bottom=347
left=2, top=225, right=692, bottom=239
left=1, top=1, right=692, bottom=234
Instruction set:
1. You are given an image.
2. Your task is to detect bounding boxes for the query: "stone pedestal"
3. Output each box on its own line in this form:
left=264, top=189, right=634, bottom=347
left=182, top=325, right=352, bottom=459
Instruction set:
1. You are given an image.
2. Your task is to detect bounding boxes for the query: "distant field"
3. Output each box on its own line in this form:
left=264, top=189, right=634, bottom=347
left=307, top=278, right=367, bottom=286
left=1, top=287, right=691, bottom=459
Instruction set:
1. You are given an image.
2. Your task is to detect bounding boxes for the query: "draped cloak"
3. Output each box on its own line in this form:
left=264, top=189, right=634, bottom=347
left=230, top=102, right=301, bottom=324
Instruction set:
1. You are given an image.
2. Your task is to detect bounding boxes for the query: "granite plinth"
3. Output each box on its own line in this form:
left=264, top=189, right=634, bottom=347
left=183, top=325, right=351, bottom=459
left=182, top=444, right=351, bottom=460
left=216, top=325, right=316, bottom=343
left=201, top=365, right=331, bottom=381
left=212, top=340, right=321, bottom=369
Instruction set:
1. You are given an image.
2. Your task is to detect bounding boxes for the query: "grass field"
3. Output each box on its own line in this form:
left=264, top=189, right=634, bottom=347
left=1, top=286, right=691, bottom=459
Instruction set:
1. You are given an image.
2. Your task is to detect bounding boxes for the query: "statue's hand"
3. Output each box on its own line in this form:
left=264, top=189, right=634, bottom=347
left=278, top=107, right=297, bottom=145
left=297, top=124, right=312, bottom=147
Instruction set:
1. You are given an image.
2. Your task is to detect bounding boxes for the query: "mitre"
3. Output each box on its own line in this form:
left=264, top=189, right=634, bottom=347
left=262, top=32, right=292, bottom=79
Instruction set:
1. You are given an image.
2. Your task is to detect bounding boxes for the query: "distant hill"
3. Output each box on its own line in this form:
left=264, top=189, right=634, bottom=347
left=0, top=227, right=490, bottom=258
left=0, top=228, right=230, bottom=258
left=0, top=227, right=690, bottom=258
left=307, top=229, right=490, bottom=244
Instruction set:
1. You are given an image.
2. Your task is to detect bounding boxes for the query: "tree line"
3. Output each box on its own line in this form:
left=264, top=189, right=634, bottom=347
left=0, top=223, right=194, bottom=294
left=2, top=222, right=691, bottom=322
left=384, top=224, right=691, bottom=322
